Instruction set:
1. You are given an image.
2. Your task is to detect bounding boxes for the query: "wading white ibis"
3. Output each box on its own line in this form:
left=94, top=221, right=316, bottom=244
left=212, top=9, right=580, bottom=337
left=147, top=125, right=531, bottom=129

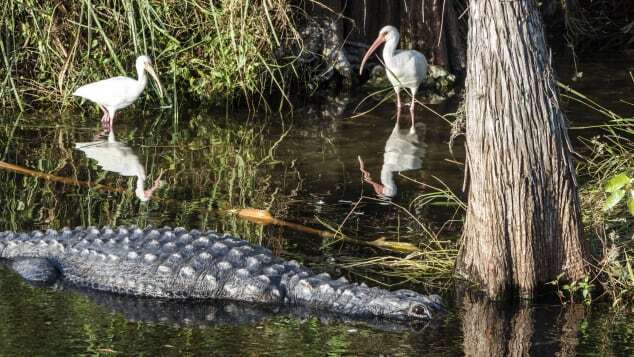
left=75, top=130, right=163, bottom=202
left=73, top=55, right=163, bottom=131
left=360, top=26, right=428, bottom=126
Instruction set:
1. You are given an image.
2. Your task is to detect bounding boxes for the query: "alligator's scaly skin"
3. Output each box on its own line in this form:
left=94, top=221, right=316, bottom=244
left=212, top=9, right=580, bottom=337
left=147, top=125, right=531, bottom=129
left=0, top=226, right=443, bottom=321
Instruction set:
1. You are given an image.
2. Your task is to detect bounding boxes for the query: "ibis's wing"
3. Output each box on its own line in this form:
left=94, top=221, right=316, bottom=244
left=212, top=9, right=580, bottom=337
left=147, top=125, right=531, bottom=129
left=73, top=76, right=139, bottom=107
left=392, top=50, right=428, bottom=87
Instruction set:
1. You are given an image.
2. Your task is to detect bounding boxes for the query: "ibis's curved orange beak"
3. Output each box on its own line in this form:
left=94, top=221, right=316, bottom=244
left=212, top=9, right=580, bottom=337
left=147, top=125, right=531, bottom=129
left=144, top=63, right=164, bottom=97
left=360, top=32, right=387, bottom=75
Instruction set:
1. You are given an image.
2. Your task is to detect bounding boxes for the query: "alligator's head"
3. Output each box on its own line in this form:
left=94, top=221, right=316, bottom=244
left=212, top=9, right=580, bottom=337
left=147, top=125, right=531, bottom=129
left=365, top=289, right=445, bottom=321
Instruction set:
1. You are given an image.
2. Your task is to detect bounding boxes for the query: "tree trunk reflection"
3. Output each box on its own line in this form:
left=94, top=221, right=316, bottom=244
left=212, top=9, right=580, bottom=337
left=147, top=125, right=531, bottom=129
left=460, top=293, right=586, bottom=356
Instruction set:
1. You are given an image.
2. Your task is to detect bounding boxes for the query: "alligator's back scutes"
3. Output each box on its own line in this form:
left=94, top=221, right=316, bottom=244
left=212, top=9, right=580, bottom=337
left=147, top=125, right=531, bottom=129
left=0, top=226, right=444, bottom=321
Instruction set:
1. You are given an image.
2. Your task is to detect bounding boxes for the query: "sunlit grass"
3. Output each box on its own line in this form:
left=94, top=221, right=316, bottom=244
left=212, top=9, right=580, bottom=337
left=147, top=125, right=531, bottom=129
left=0, top=0, right=302, bottom=112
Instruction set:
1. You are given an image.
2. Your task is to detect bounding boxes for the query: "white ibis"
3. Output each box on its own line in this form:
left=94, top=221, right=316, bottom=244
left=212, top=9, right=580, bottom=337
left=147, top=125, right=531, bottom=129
left=75, top=130, right=163, bottom=202
left=360, top=26, right=428, bottom=126
left=73, top=55, right=163, bottom=131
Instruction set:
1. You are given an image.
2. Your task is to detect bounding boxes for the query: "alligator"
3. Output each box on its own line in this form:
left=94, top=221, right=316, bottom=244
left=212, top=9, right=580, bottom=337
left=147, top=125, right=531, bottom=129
left=0, top=226, right=443, bottom=321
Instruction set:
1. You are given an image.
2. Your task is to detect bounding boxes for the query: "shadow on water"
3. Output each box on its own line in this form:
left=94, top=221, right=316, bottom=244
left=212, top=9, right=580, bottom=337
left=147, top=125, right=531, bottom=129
left=0, top=54, right=633, bottom=355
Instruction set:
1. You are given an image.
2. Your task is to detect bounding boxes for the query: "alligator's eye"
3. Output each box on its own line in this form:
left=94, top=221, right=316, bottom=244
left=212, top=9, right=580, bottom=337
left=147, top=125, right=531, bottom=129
left=410, top=304, right=429, bottom=318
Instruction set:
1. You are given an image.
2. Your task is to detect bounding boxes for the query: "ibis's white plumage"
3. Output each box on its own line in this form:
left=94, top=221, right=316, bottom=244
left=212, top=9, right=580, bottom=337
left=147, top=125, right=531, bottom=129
left=73, top=55, right=163, bottom=131
left=360, top=26, right=428, bottom=127
left=75, top=131, right=161, bottom=201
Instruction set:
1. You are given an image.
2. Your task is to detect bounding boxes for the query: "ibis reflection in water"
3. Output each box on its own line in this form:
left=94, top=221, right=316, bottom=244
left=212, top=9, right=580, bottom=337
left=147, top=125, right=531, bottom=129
left=359, top=121, right=425, bottom=199
left=360, top=25, right=428, bottom=127
left=74, top=130, right=162, bottom=201
left=73, top=55, right=163, bottom=132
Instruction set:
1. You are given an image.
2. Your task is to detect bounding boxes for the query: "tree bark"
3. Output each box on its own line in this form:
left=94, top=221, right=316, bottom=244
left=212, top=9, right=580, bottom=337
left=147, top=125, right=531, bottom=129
left=456, top=0, right=588, bottom=299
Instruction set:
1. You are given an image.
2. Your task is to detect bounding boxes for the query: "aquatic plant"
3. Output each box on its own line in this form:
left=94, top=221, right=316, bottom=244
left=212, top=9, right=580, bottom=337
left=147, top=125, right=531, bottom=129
left=0, top=112, right=281, bottom=244
left=0, top=0, right=301, bottom=112
left=558, top=84, right=634, bottom=306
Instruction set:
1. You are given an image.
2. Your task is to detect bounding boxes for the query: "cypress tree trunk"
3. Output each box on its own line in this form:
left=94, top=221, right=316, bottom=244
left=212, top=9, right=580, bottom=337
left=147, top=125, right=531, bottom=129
left=456, top=0, right=588, bottom=299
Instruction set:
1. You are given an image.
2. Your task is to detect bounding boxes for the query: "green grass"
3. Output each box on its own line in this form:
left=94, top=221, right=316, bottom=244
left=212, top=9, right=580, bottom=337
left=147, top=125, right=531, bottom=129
left=0, top=0, right=302, bottom=112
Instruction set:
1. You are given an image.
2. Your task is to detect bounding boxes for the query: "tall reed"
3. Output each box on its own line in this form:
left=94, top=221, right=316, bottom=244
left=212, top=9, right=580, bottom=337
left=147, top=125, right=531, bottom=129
left=1, top=0, right=302, bottom=112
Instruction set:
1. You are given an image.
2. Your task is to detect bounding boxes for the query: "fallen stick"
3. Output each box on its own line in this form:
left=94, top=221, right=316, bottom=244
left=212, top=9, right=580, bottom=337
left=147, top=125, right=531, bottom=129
left=0, top=161, right=124, bottom=192
left=230, top=208, right=420, bottom=254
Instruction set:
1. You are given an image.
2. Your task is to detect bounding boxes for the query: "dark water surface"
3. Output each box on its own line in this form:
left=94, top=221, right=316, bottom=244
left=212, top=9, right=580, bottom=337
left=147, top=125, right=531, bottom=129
left=1, top=56, right=634, bottom=356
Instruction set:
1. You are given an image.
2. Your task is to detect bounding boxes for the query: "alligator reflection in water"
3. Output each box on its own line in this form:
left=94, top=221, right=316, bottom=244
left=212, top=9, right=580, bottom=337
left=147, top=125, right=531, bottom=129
left=359, top=122, right=425, bottom=198
left=74, top=130, right=162, bottom=201
left=62, top=286, right=435, bottom=332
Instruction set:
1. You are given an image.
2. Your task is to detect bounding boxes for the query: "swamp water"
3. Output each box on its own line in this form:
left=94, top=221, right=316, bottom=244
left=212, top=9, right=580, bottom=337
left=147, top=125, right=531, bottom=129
left=1, top=57, right=633, bottom=356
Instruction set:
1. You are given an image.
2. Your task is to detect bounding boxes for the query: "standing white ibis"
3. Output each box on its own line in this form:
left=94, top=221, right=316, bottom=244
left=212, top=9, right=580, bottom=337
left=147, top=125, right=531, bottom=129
left=73, top=55, right=163, bottom=131
left=360, top=26, right=428, bottom=127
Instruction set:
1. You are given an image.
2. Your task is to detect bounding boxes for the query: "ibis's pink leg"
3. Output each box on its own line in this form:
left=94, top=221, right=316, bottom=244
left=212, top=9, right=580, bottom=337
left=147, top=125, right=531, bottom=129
left=99, top=105, right=109, bottom=129
left=395, top=88, right=402, bottom=123
left=108, top=112, right=116, bottom=132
